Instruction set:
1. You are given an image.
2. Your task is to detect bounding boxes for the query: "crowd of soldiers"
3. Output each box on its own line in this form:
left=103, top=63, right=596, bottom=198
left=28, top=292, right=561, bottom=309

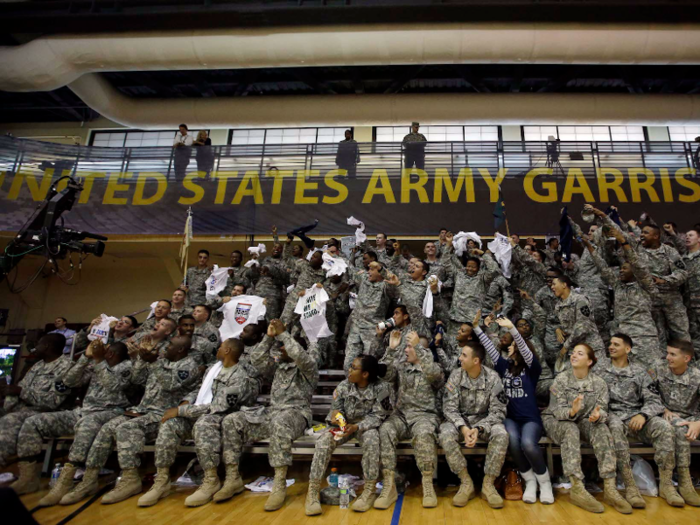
left=1, top=202, right=699, bottom=517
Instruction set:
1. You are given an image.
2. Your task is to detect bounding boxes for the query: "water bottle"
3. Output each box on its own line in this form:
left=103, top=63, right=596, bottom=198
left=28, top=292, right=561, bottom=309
left=329, top=468, right=338, bottom=488
left=50, top=463, right=62, bottom=488
left=339, top=478, right=349, bottom=509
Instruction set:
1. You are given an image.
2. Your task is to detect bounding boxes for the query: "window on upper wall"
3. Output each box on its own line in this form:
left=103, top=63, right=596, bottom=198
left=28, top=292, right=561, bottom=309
left=375, top=125, right=499, bottom=142
left=523, top=125, right=645, bottom=142
left=90, top=130, right=208, bottom=147
left=228, top=127, right=349, bottom=145
left=668, top=126, right=700, bottom=141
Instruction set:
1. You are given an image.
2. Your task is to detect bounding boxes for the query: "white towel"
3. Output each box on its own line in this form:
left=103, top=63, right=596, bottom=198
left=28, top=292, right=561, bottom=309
left=205, top=265, right=232, bottom=300
left=322, top=253, right=348, bottom=277
left=146, top=301, right=159, bottom=320
left=194, top=361, right=224, bottom=405
left=347, top=216, right=366, bottom=244
left=247, top=243, right=267, bottom=256
left=421, top=275, right=442, bottom=318
left=487, top=233, right=512, bottom=278
left=306, top=245, right=326, bottom=261
left=453, top=231, right=482, bottom=256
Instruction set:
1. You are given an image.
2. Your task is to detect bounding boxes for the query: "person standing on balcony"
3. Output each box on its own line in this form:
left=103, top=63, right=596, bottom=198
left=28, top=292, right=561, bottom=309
left=173, top=124, right=194, bottom=182
left=335, top=129, right=360, bottom=179
left=402, top=122, right=427, bottom=171
left=194, top=130, right=214, bottom=178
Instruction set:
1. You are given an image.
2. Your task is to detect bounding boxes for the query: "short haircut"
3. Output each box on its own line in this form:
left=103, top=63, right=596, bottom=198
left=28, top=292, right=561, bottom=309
left=109, top=342, right=129, bottom=360
left=394, top=305, right=409, bottom=316
left=194, top=304, right=212, bottom=319
left=158, top=299, right=172, bottom=308
left=377, top=232, right=388, bottom=240
left=173, top=288, right=186, bottom=295
left=56, top=316, right=67, bottom=323
left=465, top=341, right=486, bottom=363
left=198, top=249, right=210, bottom=257
left=465, top=256, right=481, bottom=270
left=611, top=333, right=634, bottom=348
left=124, top=315, right=139, bottom=328
left=179, top=123, right=188, bottom=130
left=178, top=314, right=195, bottom=323
left=233, top=284, right=247, bottom=293
left=161, top=318, right=178, bottom=332
left=547, top=267, right=563, bottom=276
left=224, top=338, right=245, bottom=358
left=439, top=228, right=448, bottom=233
left=554, top=275, right=574, bottom=288
left=231, top=250, right=243, bottom=258
left=668, top=338, right=694, bottom=357
left=43, top=333, right=66, bottom=353
left=644, top=224, right=661, bottom=234
left=365, top=250, right=378, bottom=261
left=547, top=238, right=558, bottom=246
left=415, top=260, right=430, bottom=274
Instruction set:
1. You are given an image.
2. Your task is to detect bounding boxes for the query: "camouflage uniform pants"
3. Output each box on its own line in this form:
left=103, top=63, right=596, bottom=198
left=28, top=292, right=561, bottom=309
left=344, top=322, right=379, bottom=372
left=0, top=409, right=39, bottom=465
left=688, top=306, right=700, bottom=366
left=85, top=413, right=161, bottom=470
left=17, top=409, right=123, bottom=463
left=309, top=428, right=380, bottom=481
left=155, top=414, right=225, bottom=470
left=439, top=421, right=508, bottom=477
left=542, top=415, right=616, bottom=480
left=608, top=414, right=674, bottom=471
left=651, top=291, right=690, bottom=347
left=379, top=413, right=439, bottom=474
left=670, top=416, right=698, bottom=469
left=543, top=324, right=561, bottom=370
left=221, top=409, right=307, bottom=468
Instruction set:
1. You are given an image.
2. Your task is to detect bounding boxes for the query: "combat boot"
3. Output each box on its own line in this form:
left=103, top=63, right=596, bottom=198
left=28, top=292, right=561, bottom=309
left=422, top=472, right=437, bottom=508
left=620, top=463, right=646, bottom=508
left=569, top=477, right=604, bottom=513
left=351, top=479, right=377, bottom=512
left=373, top=469, right=398, bottom=509
left=213, top=463, right=245, bottom=502
left=658, top=468, right=684, bottom=507
left=184, top=468, right=221, bottom=507
left=60, top=467, right=99, bottom=505
left=10, top=461, right=41, bottom=495
left=38, top=463, right=76, bottom=507
left=452, top=468, right=475, bottom=507
left=305, top=478, right=322, bottom=516
left=603, top=477, right=632, bottom=514
left=138, top=467, right=171, bottom=507
left=480, top=474, right=504, bottom=509
left=101, top=468, right=142, bottom=504
left=678, top=467, right=700, bottom=506
left=264, top=466, right=287, bottom=511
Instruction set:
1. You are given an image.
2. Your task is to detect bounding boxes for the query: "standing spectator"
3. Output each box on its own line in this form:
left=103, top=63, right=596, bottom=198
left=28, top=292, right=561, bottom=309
left=172, top=124, right=194, bottom=181
left=193, top=130, right=214, bottom=177
left=402, top=122, right=427, bottom=170
left=182, top=249, right=212, bottom=307
left=335, top=129, right=360, bottom=179
left=50, top=317, right=75, bottom=355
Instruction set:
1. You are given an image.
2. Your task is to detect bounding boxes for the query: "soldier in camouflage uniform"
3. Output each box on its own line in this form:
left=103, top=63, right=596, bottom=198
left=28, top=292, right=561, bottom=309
left=533, top=268, right=563, bottom=369
left=305, top=355, right=392, bottom=515
left=206, top=251, right=254, bottom=327
left=510, top=243, right=547, bottom=299
left=127, top=317, right=178, bottom=358
left=220, top=320, right=318, bottom=511
left=345, top=261, right=392, bottom=371
left=190, top=305, right=220, bottom=365
left=402, top=122, right=427, bottom=170
left=542, top=345, right=631, bottom=514
left=136, top=299, right=173, bottom=334
left=442, top=232, right=500, bottom=337
left=11, top=341, right=132, bottom=504
left=61, top=336, right=201, bottom=506
left=280, top=250, right=327, bottom=326
left=138, top=338, right=259, bottom=508
left=374, top=331, right=444, bottom=510
left=648, top=340, right=700, bottom=506
left=182, top=249, right=212, bottom=306
left=439, top=339, right=508, bottom=508
left=682, top=228, right=700, bottom=359
left=0, top=334, right=72, bottom=469
left=551, top=275, right=606, bottom=372
left=583, top=231, right=661, bottom=369
left=169, top=289, right=193, bottom=321
left=386, top=245, right=434, bottom=335
left=74, top=315, right=139, bottom=352
left=249, top=229, right=290, bottom=321
left=484, top=274, right=515, bottom=319
left=594, top=334, right=684, bottom=508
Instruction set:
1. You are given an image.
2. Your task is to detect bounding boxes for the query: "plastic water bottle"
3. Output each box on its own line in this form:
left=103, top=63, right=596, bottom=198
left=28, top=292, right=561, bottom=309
left=50, top=463, right=62, bottom=488
left=339, top=478, right=349, bottom=509
left=329, top=468, right=338, bottom=488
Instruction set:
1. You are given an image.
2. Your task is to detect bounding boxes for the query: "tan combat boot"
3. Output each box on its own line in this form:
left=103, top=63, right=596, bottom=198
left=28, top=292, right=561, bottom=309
left=658, top=468, right=684, bottom=507
left=373, top=469, right=398, bottom=509
left=620, top=463, right=646, bottom=508
left=569, top=477, right=604, bottom=513
left=677, top=467, right=700, bottom=507
left=101, top=468, right=142, bottom=504
left=10, top=461, right=41, bottom=495
left=213, top=463, right=245, bottom=502
left=264, top=466, right=288, bottom=511
left=351, top=479, right=377, bottom=512
left=184, top=468, right=221, bottom=507
left=480, top=474, right=504, bottom=509
left=38, top=463, right=76, bottom=507
left=60, top=467, right=100, bottom=505
left=138, top=467, right=171, bottom=507
left=452, top=468, right=475, bottom=507
left=422, top=472, right=438, bottom=508
left=305, top=478, right=322, bottom=516
left=603, top=477, right=632, bottom=514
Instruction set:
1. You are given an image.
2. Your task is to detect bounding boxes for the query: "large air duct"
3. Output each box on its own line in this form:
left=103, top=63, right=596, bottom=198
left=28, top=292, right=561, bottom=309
left=68, top=73, right=700, bottom=128
left=3, top=23, right=700, bottom=91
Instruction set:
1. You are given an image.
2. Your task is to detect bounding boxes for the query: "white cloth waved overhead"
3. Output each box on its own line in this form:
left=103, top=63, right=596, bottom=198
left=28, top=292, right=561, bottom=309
left=306, top=245, right=327, bottom=261
left=194, top=361, right=224, bottom=406
left=421, top=275, right=442, bottom=318
left=205, top=265, right=232, bottom=300
left=219, top=295, right=267, bottom=340
left=88, top=314, right=119, bottom=343
left=453, top=231, right=482, bottom=256
left=294, top=286, right=334, bottom=342
left=487, top=233, right=512, bottom=278
left=347, top=216, right=367, bottom=244
left=322, top=253, right=348, bottom=277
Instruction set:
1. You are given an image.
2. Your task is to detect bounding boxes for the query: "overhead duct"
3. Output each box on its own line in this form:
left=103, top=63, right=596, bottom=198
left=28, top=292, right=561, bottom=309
left=3, top=23, right=700, bottom=91
left=69, top=73, right=700, bottom=127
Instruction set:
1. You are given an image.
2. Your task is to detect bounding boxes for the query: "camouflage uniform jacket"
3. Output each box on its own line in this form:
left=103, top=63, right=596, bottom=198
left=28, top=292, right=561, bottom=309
left=443, top=366, right=507, bottom=434
left=328, top=380, right=392, bottom=432
left=129, top=354, right=201, bottom=415
left=62, top=354, right=132, bottom=412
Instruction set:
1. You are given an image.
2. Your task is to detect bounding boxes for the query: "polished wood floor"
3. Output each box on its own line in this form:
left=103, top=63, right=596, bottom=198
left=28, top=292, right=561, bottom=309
left=19, top=467, right=700, bottom=525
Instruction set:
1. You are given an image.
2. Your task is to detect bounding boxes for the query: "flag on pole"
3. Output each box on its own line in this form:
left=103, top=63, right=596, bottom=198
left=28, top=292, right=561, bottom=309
left=493, top=186, right=506, bottom=230
left=180, top=208, right=193, bottom=278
